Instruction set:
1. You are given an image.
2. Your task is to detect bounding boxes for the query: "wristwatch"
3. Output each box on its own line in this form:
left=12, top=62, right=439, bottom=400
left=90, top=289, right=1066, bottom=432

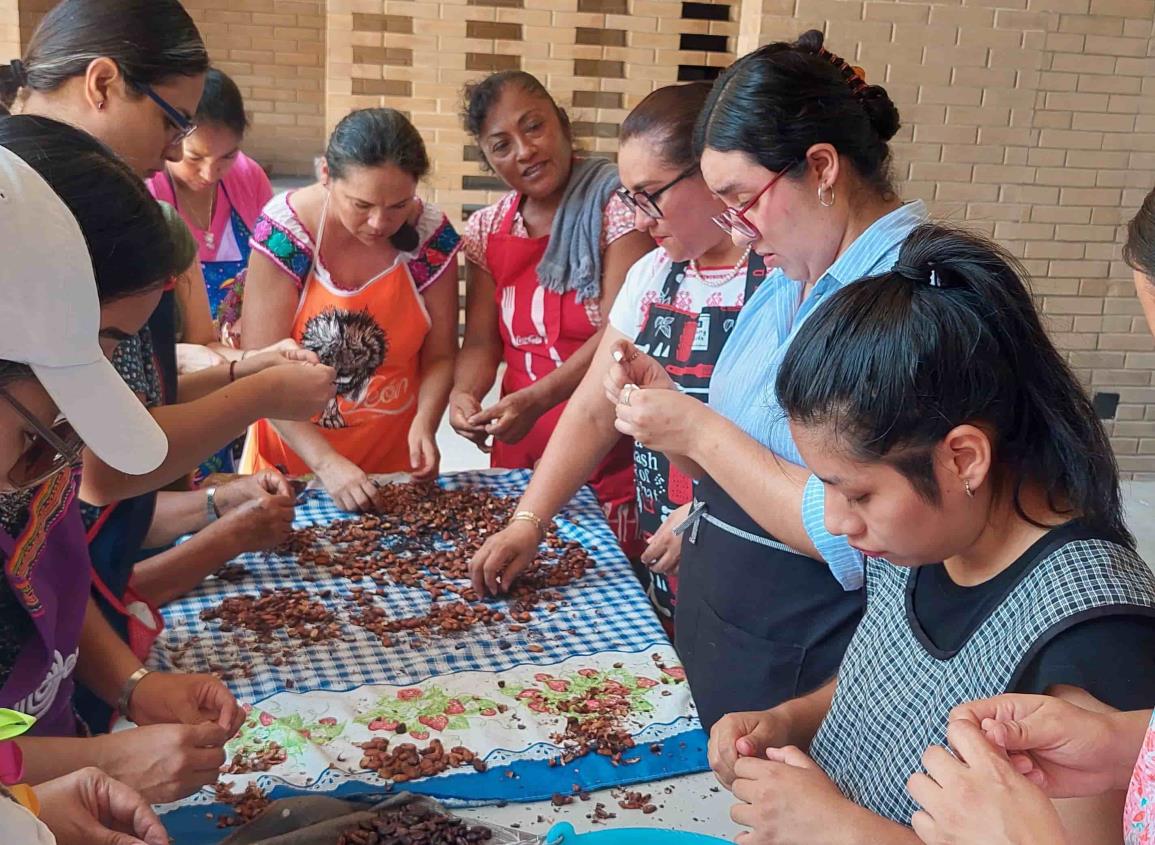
left=205, top=486, right=221, bottom=523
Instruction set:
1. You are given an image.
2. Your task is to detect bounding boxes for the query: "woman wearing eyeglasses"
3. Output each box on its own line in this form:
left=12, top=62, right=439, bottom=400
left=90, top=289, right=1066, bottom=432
left=598, top=31, right=930, bottom=727
left=450, top=71, right=653, bottom=550
left=467, top=82, right=761, bottom=624
left=0, top=118, right=251, bottom=804
left=1, top=0, right=333, bottom=508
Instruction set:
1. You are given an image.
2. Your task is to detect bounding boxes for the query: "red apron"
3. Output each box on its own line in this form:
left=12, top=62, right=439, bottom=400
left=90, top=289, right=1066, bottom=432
left=485, top=196, right=638, bottom=550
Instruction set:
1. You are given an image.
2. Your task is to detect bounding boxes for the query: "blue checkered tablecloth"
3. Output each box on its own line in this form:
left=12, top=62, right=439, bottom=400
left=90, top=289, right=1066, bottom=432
left=152, top=470, right=709, bottom=843
left=150, top=470, right=675, bottom=697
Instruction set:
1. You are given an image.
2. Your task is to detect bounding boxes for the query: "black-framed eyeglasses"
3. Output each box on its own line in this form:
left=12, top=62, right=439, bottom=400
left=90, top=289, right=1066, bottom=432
left=615, top=165, right=699, bottom=220
left=0, top=387, right=84, bottom=491
left=133, top=81, right=198, bottom=146
left=712, top=163, right=797, bottom=240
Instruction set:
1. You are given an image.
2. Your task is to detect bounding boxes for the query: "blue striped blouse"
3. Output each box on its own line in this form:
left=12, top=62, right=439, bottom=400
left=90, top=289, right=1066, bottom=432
left=707, top=200, right=930, bottom=591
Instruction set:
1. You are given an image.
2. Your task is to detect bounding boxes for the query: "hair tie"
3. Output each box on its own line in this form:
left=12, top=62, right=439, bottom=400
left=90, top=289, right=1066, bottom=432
left=893, top=261, right=941, bottom=287
left=816, top=47, right=869, bottom=99
left=7, top=59, right=27, bottom=87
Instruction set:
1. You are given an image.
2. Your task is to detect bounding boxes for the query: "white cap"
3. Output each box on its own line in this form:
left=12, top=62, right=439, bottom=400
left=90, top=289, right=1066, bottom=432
left=0, top=146, right=168, bottom=475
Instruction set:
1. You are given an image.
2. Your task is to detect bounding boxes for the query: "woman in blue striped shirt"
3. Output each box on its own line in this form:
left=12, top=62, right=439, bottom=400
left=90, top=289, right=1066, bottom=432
left=609, top=30, right=930, bottom=728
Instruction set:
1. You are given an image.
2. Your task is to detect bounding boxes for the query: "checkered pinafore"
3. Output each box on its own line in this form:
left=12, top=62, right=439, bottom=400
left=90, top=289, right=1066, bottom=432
left=809, top=536, right=1155, bottom=825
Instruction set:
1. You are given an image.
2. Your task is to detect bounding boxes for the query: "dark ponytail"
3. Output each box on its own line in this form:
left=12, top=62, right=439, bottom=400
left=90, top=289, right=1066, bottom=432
left=0, top=115, right=184, bottom=301
left=775, top=223, right=1131, bottom=546
left=0, top=0, right=207, bottom=113
left=695, top=29, right=901, bottom=197
left=620, top=82, right=712, bottom=170
left=1124, top=185, right=1155, bottom=285
left=195, top=67, right=248, bottom=138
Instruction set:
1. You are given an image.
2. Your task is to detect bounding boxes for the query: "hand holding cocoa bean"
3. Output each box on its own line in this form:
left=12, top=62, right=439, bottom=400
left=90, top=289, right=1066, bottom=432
left=93, top=723, right=231, bottom=804
left=219, top=494, right=296, bottom=555
left=469, top=519, right=541, bottom=597
left=125, top=671, right=243, bottom=735
left=35, top=767, right=169, bottom=845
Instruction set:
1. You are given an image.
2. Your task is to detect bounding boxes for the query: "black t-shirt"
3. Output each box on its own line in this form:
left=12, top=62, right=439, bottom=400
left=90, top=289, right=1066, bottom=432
left=910, top=521, right=1155, bottom=711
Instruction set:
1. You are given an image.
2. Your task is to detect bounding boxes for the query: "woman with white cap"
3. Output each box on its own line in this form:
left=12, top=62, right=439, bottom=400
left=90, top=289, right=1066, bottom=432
left=0, top=118, right=292, bottom=803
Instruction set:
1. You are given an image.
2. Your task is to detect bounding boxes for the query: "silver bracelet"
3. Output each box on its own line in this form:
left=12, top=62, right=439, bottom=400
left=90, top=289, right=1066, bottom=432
left=117, top=667, right=152, bottom=721
left=205, top=486, right=220, bottom=523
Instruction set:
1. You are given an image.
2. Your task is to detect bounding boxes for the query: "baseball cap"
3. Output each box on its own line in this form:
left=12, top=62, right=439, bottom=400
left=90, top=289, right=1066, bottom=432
left=0, top=146, right=168, bottom=475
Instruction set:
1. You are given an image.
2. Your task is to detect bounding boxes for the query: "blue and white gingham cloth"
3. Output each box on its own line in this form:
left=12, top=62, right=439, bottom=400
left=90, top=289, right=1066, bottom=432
left=707, top=200, right=930, bottom=591
left=150, top=469, right=672, bottom=703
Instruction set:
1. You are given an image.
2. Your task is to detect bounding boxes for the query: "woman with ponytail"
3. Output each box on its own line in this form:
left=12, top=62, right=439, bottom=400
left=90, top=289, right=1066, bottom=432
left=708, top=224, right=1155, bottom=845
left=597, top=30, right=926, bottom=728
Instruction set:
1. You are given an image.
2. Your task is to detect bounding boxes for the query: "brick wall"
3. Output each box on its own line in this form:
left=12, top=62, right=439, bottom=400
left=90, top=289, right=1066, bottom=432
left=10, top=0, right=324, bottom=177
left=0, top=0, right=18, bottom=63
left=325, top=0, right=739, bottom=226
left=742, top=0, right=1155, bottom=475
left=5, top=0, right=1153, bottom=471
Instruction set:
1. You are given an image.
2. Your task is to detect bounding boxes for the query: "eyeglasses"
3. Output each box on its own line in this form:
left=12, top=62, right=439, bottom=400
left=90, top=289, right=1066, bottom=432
left=1, top=388, right=84, bottom=491
left=615, top=165, right=699, bottom=220
left=133, top=81, right=198, bottom=146
left=712, top=164, right=796, bottom=241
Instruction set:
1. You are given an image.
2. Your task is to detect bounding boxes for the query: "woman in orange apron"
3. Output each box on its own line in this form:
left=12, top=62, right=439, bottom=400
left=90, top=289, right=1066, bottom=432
left=450, top=71, right=653, bottom=550
left=240, top=109, right=460, bottom=512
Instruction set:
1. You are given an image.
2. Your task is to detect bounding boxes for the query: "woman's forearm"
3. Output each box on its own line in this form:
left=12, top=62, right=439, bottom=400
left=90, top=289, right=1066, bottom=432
left=15, top=737, right=106, bottom=785
left=76, top=598, right=142, bottom=706
left=80, top=373, right=279, bottom=506
left=685, top=412, right=821, bottom=558
left=453, top=340, right=502, bottom=402
left=268, top=419, right=341, bottom=474
left=143, top=490, right=211, bottom=548
left=132, top=527, right=241, bottom=607
left=413, top=354, right=454, bottom=435
left=523, top=327, right=604, bottom=412
left=776, top=676, right=838, bottom=751
left=518, top=338, right=626, bottom=520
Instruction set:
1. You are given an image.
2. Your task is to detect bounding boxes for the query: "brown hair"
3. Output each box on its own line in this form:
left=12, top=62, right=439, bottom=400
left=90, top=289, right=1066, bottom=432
left=1124, top=186, right=1155, bottom=284
left=620, top=82, right=713, bottom=170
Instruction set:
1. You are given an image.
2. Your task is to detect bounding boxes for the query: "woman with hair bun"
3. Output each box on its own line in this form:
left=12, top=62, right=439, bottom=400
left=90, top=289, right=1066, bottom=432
left=605, top=30, right=928, bottom=728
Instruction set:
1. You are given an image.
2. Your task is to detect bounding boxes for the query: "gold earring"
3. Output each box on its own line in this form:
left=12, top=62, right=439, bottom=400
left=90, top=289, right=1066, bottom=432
left=964, top=478, right=974, bottom=498
left=818, top=183, right=835, bottom=207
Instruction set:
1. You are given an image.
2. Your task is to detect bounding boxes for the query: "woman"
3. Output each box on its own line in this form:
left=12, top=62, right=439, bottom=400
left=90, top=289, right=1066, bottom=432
left=0, top=118, right=247, bottom=803
left=147, top=67, right=274, bottom=346
left=468, top=82, right=763, bottom=624
left=0, top=0, right=335, bottom=506
left=708, top=225, right=1155, bottom=845
left=240, top=108, right=460, bottom=511
left=450, top=70, right=653, bottom=548
left=602, top=32, right=922, bottom=727
left=894, top=185, right=1155, bottom=845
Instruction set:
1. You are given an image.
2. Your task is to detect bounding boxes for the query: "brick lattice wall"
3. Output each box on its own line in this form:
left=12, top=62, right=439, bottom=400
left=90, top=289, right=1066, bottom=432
left=4, top=0, right=1154, bottom=472
left=747, top=0, right=1155, bottom=475
left=9, top=0, right=324, bottom=177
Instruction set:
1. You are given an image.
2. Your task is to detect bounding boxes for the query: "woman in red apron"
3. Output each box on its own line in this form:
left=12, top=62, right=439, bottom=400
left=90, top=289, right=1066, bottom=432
left=241, top=108, right=460, bottom=512
left=0, top=120, right=242, bottom=804
left=465, top=84, right=757, bottom=619
left=450, top=71, right=653, bottom=549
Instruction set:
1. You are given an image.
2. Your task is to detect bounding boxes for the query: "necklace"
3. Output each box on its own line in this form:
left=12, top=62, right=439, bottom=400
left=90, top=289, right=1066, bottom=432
left=173, top=174, right=218, bottom=250
left=686, top=245, right=752, bottom=288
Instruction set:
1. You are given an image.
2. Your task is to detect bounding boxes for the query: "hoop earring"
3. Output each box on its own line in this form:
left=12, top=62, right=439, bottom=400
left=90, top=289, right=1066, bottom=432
left=97, top=100, right=106, bottom=111
left=818, top=183, right=835, bottom=207
left=964, top=478, right=974, bottom=498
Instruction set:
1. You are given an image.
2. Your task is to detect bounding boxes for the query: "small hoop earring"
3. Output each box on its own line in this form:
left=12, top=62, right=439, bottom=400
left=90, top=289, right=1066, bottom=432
left=97, top=100, right=106, bottom=111
left=964, top=478, right=974, bottom=498
left=818, top=183, right=835, bottom=207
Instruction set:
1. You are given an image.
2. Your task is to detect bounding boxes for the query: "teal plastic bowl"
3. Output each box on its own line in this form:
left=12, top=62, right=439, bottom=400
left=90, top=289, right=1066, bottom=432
left=543, top=822, right=730, bottom=844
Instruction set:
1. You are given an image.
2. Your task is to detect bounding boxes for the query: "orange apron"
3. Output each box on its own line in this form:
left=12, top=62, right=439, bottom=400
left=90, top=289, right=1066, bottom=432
left=242, top=200, right=430, bottom=475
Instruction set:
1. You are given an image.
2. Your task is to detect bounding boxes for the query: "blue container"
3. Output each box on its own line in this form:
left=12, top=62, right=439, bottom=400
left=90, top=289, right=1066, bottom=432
left=543, top=822, right=730, bottom=844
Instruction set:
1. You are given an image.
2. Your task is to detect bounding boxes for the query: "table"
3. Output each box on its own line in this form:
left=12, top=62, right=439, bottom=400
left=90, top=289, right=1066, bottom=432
left=147, top=470, right=717, bottom=843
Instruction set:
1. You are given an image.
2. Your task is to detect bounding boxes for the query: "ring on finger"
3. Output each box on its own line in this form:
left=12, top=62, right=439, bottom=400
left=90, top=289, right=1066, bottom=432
left=621, top=383, right=637, bottom=406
